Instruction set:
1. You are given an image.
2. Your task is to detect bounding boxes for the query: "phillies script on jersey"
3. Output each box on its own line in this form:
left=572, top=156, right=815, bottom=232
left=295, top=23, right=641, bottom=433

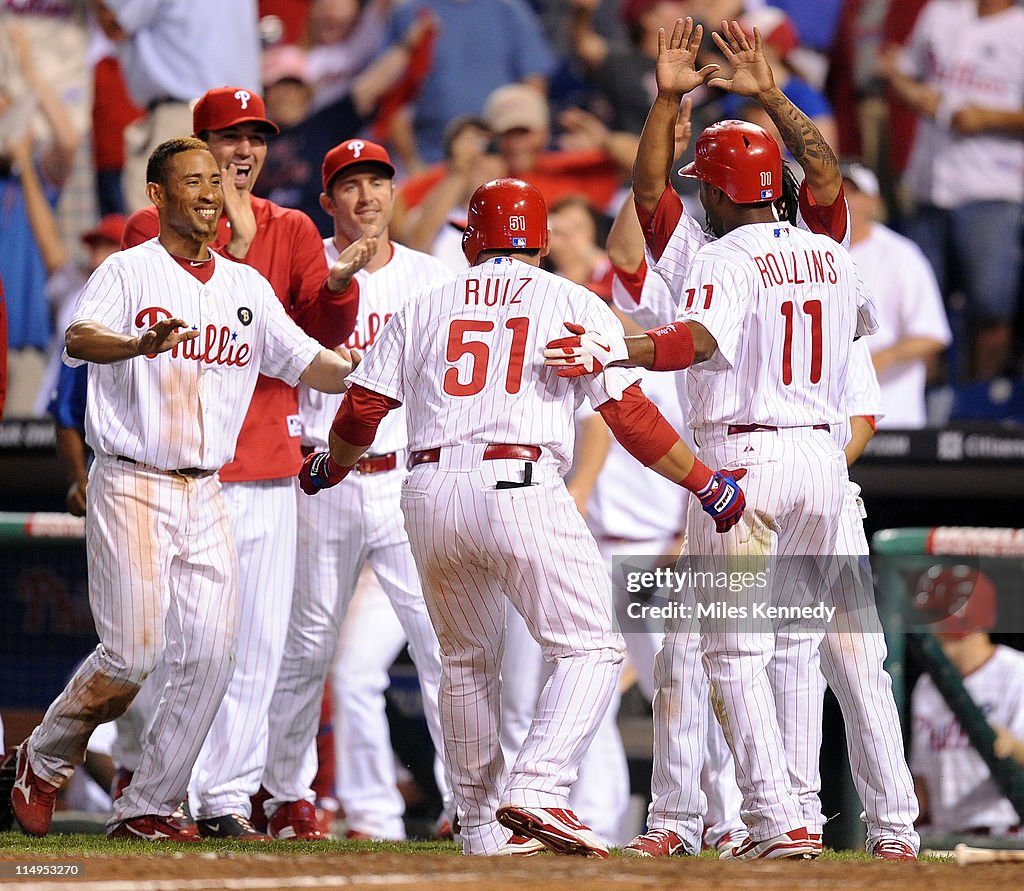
left=135, top=307, right=252, bottom=365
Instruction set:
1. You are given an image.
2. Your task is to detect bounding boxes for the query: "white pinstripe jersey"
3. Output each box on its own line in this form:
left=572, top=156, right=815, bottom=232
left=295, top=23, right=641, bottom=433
left=67, top=239, right=321, bottom=470
left=346, top=257, right=639, bottom=475
left=677, top=222, right=877, bottom=434
left=300, top=240, right=452, bottom=453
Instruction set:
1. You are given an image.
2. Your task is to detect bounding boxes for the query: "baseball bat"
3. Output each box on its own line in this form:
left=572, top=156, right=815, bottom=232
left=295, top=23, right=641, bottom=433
left=954, top=843, right=1024, bottom=864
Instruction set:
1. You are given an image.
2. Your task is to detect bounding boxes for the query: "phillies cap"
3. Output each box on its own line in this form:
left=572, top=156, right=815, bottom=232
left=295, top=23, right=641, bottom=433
left=322, top=139, right=396, bottom=191
left=740, top=9, right=800, bottom=60
left=192, top=86, right=280, bottom=136
left=81, top=214, right=127, bottom=247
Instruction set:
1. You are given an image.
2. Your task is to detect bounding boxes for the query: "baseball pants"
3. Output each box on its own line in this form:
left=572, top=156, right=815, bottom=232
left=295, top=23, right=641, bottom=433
left=263, top=467, right=451, bottom=820
left=401, top=449, right=625, bottom=855
left=28, top=458, right=238, bottom=825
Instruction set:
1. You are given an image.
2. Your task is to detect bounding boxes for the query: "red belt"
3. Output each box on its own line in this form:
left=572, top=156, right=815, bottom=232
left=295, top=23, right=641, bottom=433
left=300, top=446, right=398, bottom=474
left=727, top=423, right=830, bottom=435
left=408, top=444, right=542, bottom=468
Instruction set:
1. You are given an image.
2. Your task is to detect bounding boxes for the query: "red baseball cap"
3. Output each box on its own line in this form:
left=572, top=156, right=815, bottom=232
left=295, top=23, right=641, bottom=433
left=740, top=9, right=800, bottom=60
left=192, top=86, right=280, bottom=136
left=321, top=139, right=395, bottom=191
left=81, top=214, right=127, bottom=247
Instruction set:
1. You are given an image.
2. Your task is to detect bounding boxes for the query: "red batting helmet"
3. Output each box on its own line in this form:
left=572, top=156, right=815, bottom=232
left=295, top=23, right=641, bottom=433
left=914, top=564, right=997, bottom=637
left=462, top=178, right=549, bottom=265
left=678, top=120, right=783, bottom=204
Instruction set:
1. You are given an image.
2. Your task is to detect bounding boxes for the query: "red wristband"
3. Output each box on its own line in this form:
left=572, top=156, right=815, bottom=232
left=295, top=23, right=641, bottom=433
left=647, top=322, right=695, bottom=371
left=680, top=459, right=713, bottom=494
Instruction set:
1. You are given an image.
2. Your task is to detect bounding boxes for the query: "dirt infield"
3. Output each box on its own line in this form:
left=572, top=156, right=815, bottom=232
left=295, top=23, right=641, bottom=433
left=0, top=851, right=1021, bottom=891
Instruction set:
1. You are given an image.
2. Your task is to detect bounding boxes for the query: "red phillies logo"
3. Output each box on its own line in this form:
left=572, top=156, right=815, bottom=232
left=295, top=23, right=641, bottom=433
left=345, top=311, right=392, bottom=350
left=135, top=306, right=251, bottom=367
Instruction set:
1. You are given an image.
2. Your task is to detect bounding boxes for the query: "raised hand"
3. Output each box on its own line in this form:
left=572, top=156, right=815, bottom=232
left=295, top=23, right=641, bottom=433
left=696, top=467, right=747, bottom=533
left=708, top=20, right=776, bottom=98
left=544, top=322, right=628, bottom=378
left=137, top=318, right=199, bottom=356
left=656, top=17, right=720, bottom=99
left=221, top=163, right=256, bottom=258
left=328, top=228, right=379, bottom=291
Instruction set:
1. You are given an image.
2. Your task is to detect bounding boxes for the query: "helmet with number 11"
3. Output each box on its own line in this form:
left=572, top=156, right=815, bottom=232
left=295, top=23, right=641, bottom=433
left=462, top=178, right=550, bottom=265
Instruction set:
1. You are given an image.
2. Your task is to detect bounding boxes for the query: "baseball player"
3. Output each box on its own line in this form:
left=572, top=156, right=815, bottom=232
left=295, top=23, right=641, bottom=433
left=258, top=138, right=455, bottom=840
left=117, top=87, right=370, bottom=840
left=0, top=138, right=356, bottom=841
left=544, top=21, right=878, bottom=860
left=297, top=176, right=746, bottom=856
left=911, top=566, right=1024, bottom=835
left=576, top=19, right=918, bottom=861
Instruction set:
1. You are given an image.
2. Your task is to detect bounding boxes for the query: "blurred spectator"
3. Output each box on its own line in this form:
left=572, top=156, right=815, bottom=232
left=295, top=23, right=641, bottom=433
left=32, top=215, right=126, bottom=421
left=566, top=0, right=691, bottom=135
left=93, top=0, right=261, bottom=212
left=87, top=20, right=143, bottom=215
left=544, top=194, right=613, bottom=301
left=482, top=83, right=638, bottom=211
left=755, top=0, right=844, bottom=89
left=260, top=0, right=315, bottom=46
left=0, top=22, right=80, bottom=418
left=877, top=0, right=1024, bottom=382
left=255, top=17, right=436, bottom=235
left=0, top=273, right=6, bottom=417
left=720, top=9, right=838, bottom=150
left=911, top=566, right=1024, bottom=835
left=841, top=161, right=950, bottom=429
left=396, top=116, right=504, bottom=271
left=384, top=0, right=556, bottom=168
left=305, top=0, right=389, bottom=113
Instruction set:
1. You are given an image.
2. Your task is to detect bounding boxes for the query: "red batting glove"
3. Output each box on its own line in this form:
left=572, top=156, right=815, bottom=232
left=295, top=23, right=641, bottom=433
left=298, top=450, right=352, bottom=496
left=543, top=322, right=628, bottom=379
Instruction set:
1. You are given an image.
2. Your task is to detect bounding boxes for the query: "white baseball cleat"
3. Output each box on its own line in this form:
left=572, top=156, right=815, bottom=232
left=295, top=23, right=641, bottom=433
left=496, top=805, right=608, bottom=858
left=720, top=826, right=819, bottom=860
left=492, top=832, right=547, bottom=856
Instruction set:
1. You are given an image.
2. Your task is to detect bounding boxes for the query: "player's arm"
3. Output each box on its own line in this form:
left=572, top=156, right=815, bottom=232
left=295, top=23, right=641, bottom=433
left=709, top=20, right=841, bottom=206
left=597, top=382, right=745, bottom=533
left=298, top=347, right=359, bottom=394
left=566, top=413, right=610, bottom=517
left=871, top=336, right=947, bottom=377
left=845, top=416, right=876, bottom=467
left=912, top=774, right=930, bottom=826
left=65, top=318, right=199, bottom=363
left=545, top=319, right=718, bottom=375
left=55, top=425, right=89, bottom=517
left=634, top=18, right=717, bottom=215
left=299, top=384, right=401, bottom=495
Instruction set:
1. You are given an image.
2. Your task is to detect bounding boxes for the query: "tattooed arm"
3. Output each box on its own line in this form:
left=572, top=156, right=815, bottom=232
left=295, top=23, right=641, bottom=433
left=709, top=20, right=840, bottom=205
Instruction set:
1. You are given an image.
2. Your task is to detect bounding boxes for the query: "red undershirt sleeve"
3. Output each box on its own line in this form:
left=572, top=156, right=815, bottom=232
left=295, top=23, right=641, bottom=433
left=331, top=383, right=401, bottom=449
left=597, top=382, right=679, bottom=467
left=634, top=185, right=684, bottom=262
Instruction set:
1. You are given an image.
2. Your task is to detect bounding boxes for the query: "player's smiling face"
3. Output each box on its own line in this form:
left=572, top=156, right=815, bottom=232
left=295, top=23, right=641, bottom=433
left=163, top=150, right=223, bottom=242
left=326, top=164, right=394, bottom=242
left=205, top=123, right=270, bottom=192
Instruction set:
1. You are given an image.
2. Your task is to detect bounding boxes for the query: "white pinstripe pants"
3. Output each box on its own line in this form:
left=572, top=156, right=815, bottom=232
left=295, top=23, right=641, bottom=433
left=29, top=458, right=239, bottom=824
left=263, top=467, right=450, bottom=820
left=400, top=455, right=625, bottom=855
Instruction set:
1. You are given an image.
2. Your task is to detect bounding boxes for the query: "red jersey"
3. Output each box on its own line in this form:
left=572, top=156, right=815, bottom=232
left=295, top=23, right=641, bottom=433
left=123, top=197, right=358, bottom=481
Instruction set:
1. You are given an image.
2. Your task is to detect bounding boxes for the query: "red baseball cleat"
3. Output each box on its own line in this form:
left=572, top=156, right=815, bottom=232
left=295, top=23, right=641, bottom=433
left=870, top=838, right=918, bottom=861
left=108, top=814, right=201, bottom=842
left=720, top=826, right=819, bottom=860
left=269, top=800, right=325, bottom=840
left=623, top=828, right=688, bottom=858
left=496, top=805, right=608, bottom=858
left=10, top=742, right=57, bottom=837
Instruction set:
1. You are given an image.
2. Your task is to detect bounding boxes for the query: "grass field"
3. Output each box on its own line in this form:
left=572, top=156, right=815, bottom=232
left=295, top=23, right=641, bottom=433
left=2, top=831, right=1010, bottom=891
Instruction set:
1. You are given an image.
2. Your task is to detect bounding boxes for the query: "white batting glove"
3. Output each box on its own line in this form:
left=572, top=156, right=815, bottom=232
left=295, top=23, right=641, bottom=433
left=544, top=322, right=629, bottom=379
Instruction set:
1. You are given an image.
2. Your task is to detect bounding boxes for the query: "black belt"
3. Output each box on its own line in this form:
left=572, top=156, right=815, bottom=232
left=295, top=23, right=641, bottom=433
left=727, top=423, right=830, bottom=435
left=408, top=444, right=542, bottom=469
left=117, top=455, right=214, bottom=479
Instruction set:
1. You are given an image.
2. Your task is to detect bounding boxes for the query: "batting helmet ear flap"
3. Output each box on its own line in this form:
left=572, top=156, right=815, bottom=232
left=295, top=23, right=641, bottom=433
left=462, top=178, right=549, bottom=264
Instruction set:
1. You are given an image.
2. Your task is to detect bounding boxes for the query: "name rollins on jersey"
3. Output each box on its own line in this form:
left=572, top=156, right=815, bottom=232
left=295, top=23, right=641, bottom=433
left=753, top=249, right=838, bottom=288
left=464, top=276, right=531, bottom=306
left=135, top=306, right=251, bottom=366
